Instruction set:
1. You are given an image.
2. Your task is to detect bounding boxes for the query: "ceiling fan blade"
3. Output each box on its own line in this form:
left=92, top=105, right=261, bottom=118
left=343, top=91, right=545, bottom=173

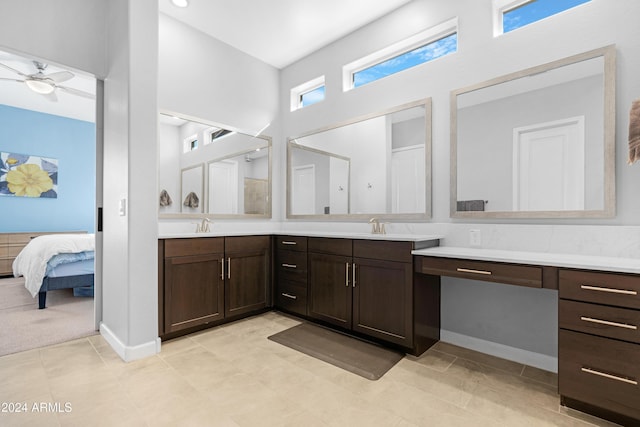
left=0, top=77, right=24, bottom=83
left=46, top=70, right=74, bottom=83
left=57, top=85, right=95, bottom=100
left=0, top=62, right=27, bottom=77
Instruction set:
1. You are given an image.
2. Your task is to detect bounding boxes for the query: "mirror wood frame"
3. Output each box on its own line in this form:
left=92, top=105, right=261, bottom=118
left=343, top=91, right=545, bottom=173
left=287, top=98, right=432, bottom=221
left=450, top=45, right=616, bottom=219
left=159, top=110, right=273, bottom=220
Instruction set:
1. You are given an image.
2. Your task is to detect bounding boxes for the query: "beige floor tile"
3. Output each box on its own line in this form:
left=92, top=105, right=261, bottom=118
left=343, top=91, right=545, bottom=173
left=405, top=347, right=458, bottom=372
left=0, top=312, right=622, bottom=427
left=449, top=357, right=559, bottom=412
left=0, top=408, right=61, bottom=427
left=465, top=384, right=601, bottom=426
left=522, top=364, right=559, bottom=387
left=433, top=341, right=525, bottom=375
left=385, top=357, right=480, bottom=408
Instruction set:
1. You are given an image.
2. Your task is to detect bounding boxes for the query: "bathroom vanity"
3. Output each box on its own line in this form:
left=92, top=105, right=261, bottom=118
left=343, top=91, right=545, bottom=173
left=413, top=246, right=640, bottom=425
left=158, top=231, right=441, bottom=355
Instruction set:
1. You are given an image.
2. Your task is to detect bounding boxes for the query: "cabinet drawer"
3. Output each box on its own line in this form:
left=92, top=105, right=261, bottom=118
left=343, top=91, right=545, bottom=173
left=276, top=282, right=308, bottom=316
left=0, top=259, right=13, bottom=275
left=308, top=237, right=352, bottom=256
left=275, top=235, right=307, bottom=252
left=276, top=250, right=307, bottom=283
left=353, top=239, right=412, bottom=263
left=164, top=238, right=224, bottom=258
left=559, top=270, right=640, bottom=309
left=419, top=257, right=542, bottom=288
left=560, top=300, right=640, bottom=344
left=559, top=330, right=640, bottom=420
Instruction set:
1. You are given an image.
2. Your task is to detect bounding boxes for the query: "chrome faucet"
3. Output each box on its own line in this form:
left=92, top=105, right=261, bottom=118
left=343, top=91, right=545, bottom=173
left=195, top=218, right=211, bottom=233
left=369, top=217, right=387, bottom=234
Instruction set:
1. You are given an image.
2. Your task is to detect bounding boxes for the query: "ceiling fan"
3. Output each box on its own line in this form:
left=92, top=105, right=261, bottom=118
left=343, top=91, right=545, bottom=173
left=0, top=60, right=94, bottom=102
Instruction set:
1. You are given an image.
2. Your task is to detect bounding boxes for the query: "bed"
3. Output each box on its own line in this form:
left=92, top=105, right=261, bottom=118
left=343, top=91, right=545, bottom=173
left=12, top=233, right=95, bottom=309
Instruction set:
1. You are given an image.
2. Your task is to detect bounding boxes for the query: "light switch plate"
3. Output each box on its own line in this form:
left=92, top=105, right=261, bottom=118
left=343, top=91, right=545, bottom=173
left=469, top=229, right=481, bottom=247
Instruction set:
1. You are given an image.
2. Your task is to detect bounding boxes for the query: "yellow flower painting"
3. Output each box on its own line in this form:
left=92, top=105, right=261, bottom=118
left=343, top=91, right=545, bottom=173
left=0, top=152, right=58, bottom=198
left=7, top=164, right=54, bottom=197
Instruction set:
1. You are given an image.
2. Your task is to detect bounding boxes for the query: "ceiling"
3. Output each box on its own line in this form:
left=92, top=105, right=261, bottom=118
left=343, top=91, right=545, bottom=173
left=1, top=1, right=412, bottom=121
left=159, top=0, right=413, bottom=69
left=0, top=49, right=96, bottom=122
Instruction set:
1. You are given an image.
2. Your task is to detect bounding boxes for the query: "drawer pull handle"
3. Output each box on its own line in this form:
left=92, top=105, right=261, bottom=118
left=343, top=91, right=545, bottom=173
left=457, top=268, right=492, bottom=275
left=580, top=285, right=637, bottom=295
left=281, top=293, right=297, bottom=300
left=281, top=241, right=297, bottom=245
left=281, top=263, right=297, bottom=269
left=580, top=316, right=638, bottom=330
left=581, top=367, right=638, bottom=385
left=345, top=263, right=350, bottom=287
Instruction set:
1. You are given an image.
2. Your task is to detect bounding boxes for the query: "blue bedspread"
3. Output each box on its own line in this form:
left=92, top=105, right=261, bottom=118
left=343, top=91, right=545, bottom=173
left=45, top=251, right=95, bottom=276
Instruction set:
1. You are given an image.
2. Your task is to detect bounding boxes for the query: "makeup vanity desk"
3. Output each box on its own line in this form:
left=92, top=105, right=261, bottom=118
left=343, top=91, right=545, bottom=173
left=412, top=246, right=640, bottom=425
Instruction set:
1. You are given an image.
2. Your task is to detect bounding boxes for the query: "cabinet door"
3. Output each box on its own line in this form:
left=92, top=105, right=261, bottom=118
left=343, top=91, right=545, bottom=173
left=308, top=252, right=352, bottom=328
left=164, top=253, right=224, bottom=333
left=352, top=257, right=413, bottom=347
left=225, top=236, right=270, bottom=318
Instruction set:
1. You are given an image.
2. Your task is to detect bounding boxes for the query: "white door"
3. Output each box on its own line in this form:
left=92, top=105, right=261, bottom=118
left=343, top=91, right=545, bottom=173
left=292, top=164, right=315, bottom=215
left=208, top=160, right=238, bottom=214
left=513, top=117, right=584, bottom=211
left=391, top=145, right=425, bottom=213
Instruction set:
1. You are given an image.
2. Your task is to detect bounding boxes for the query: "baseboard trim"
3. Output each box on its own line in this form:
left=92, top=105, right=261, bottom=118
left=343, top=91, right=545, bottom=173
left=440, top=329, right=558, bottom=373
left=99, top=322, right=160, bottom=362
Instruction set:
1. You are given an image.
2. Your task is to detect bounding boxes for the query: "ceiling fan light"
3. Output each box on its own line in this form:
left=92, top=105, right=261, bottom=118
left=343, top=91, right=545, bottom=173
left=25, top=79, right=55, bottom=94
left=171, top=0, right=188, bottom=7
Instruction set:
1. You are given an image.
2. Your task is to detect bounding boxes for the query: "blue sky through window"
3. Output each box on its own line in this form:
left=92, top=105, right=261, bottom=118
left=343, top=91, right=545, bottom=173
left=353, top=32, right=457, bottom=88
left=300, top=85, right=325, bottom=107
left=503, top=0, right=590, bottom=33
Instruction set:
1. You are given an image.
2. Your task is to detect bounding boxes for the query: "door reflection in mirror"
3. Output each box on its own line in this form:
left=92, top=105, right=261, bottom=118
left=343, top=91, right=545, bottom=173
left=287, top=99, right=431, bottom=219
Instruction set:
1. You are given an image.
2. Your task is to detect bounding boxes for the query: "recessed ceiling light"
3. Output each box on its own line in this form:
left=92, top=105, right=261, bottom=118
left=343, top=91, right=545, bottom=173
left=171, top=0, right=188, bottom=8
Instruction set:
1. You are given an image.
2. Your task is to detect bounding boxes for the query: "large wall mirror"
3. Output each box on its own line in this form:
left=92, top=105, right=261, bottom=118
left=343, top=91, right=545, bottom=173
left=287, top=99, right=432, bottom=220
left=159, top=111, right=272, bottom=219
left=451, top=45, right=615, bottom=219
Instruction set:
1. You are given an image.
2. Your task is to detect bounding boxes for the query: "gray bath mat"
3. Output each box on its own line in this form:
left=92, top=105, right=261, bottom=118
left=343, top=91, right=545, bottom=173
left=268, top=322, right=404, bottom=380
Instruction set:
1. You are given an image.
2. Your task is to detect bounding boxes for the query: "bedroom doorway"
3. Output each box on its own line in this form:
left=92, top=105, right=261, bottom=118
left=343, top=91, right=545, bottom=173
left=0, top=48, right=101, bottom=355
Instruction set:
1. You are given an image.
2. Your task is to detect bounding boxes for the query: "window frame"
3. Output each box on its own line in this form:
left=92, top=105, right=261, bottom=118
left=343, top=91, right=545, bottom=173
left=290, top=75, right=325, bottom=111
left=204, top=126, right=234, bottom=145
left=342, top=17, right=458, bottom=92
left=493, top=0, right=591, bottom=36
left=183, top=134, right=198, bottom=153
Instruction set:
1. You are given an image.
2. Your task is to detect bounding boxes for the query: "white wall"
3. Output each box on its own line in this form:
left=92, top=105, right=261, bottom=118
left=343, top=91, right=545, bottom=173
left=279, top=0, right=640, bottom=369
left=158, top=14, right=279, bottom=138
left=101, top=0, right=159, bottom=360
left=0, top=0, right=160, bottom=361
left=0, top=0, right=107, bottom=78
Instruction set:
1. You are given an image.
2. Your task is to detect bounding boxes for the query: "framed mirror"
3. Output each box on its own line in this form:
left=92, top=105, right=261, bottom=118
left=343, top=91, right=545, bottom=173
left=287, top=99, right=432, bottom=220
left=159, top=111, right=272, bottom=219
left=180, top=164, right=203, bottom=213
left=451, top=45, right=616, bottom=219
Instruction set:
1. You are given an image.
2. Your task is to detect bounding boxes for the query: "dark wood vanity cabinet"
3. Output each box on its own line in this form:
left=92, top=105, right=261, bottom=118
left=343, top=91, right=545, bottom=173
left=224, top=236, right=271, bottom=319
left=559, top=269, right=640, bottom=424
left=275, top=236, right=309, bottom=316
left=161, top=238, right=225, bottom=334
left=159, top=236, right=271, bottom=338
left=308, top=238, right=414, bottom=348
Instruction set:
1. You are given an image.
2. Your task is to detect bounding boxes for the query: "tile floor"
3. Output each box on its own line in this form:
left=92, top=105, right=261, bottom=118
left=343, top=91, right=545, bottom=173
left=0, top=312, right=619, bottom=427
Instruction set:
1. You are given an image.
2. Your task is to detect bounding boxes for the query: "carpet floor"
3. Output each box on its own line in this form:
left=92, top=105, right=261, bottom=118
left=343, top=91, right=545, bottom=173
left=0, top=277, right=96, bottom=356
left=268, top=322, right=404, bottom=380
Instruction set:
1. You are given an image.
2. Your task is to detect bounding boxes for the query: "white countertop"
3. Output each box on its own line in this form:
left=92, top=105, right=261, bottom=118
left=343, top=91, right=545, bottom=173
left=412, top=246, right=640, bottom=275
left=159, top=230, right=443, bottom=243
